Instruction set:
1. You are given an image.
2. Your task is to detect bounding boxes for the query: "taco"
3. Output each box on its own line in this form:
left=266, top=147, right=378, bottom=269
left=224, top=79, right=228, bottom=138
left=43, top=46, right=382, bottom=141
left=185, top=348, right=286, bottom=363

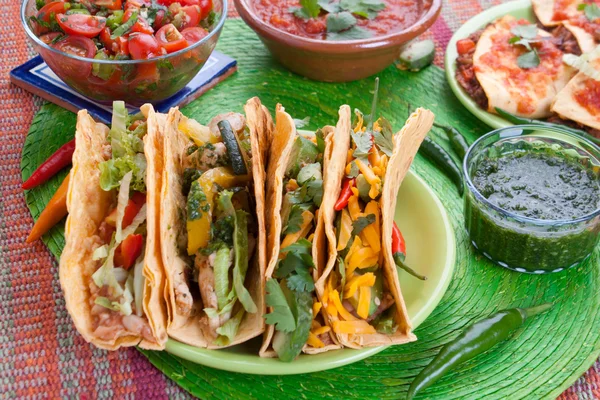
left=161, top=97, right=271, bottom=348
left=552, top=49, right=600, bottom=131
left=315, top=107, right=434, bottom=349
left=260, top=105, right=347, bottom=361
left=59, top=102, right=167, bottom=350
left=456, top=15, right=573, bottom=118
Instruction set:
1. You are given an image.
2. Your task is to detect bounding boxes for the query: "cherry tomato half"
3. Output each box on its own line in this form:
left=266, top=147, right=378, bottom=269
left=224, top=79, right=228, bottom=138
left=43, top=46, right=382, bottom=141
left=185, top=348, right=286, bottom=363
left=131, top=17, right=154, bottom=34
left=128, top=32, right=164, bottom=59
left=179, top=0, right=211, bottom=19
left=39, top=32, right=62, bottom=45
left=93, top=0, right=122, bottom=10
left=34, top=1, right=69, bottom=34
left=51, top=35, right=96, bottom=78
left=56, top=13, right=106, bottom=38
left=180, top=5, right=200, bottom=30
left=155, top=24, right=188, bottom=53
left=181, top=27, right=207, bottom=43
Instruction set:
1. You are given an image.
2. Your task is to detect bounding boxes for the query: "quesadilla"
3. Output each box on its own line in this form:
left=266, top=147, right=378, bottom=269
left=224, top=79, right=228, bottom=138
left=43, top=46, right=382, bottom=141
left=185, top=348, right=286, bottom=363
left=59, top=102, right=167, bottom=350
left=260, top=105, right=346, bottom=361
left=472, top=15, right=574, bottom=118
left=161, top=98, right=271, bottom=348
left=316, top=107, right=434, bottom=349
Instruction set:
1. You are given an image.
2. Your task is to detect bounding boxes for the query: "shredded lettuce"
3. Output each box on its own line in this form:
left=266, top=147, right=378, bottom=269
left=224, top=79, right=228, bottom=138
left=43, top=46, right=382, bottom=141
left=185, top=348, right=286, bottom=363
left=92, top=245, right=109, bottom=261
left=94, top=297, right=120, bottom=311
left=232, top=210, right=257, bottom=313
left=214, top=308, right=245, bottom=346
left=99, top=153, right=146, bottom=192
left=204, top=298, right=235, bottom=319
left=113, top=267, right=129, bottom=283
left=91, top=238, right=124, bottom=297
left=133, top=258, right=145, bottom=317
left=115, top=171, right=133, bottom=243
left=213, top=246, right=232, bottom=311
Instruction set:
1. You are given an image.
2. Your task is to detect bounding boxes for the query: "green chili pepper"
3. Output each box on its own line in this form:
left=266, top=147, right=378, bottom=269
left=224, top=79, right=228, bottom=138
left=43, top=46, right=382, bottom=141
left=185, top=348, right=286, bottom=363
left=110, top=11, right=138, bottom=39
left=433, top=122, right=470, bottom=160
left=394, top=257, right=427, bottom=281
left=419, top=137, right=464, bottom=196
left=406, top=303, right=552, bottom=400
left=495, top=107, right=600, bottom=146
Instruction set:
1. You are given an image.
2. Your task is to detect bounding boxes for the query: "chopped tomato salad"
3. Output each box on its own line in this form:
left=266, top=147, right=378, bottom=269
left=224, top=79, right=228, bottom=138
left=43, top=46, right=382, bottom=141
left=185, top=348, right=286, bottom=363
left=30, top=0, right=213, bottom=59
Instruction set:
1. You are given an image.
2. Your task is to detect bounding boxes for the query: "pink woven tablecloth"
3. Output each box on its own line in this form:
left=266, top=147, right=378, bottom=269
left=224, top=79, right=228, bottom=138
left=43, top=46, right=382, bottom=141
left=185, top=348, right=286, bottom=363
left=2, top=0, right=598, bottom=398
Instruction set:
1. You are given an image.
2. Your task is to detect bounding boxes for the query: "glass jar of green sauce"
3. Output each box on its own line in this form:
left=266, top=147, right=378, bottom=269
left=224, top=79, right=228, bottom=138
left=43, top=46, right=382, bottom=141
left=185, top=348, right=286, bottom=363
left=464, top=125, right=600, bottom=273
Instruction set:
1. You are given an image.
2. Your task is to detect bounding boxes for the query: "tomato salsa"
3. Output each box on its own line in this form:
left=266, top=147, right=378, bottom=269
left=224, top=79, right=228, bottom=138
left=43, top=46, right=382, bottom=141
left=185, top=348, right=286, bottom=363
left=253, top=0, right=432, bottom=41
left=30, top=0, right=213, bottom=60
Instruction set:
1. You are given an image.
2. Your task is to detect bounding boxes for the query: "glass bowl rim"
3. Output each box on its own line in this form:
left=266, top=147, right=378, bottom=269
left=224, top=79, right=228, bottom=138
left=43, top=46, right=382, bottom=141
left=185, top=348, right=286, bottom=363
left=463, top=124, right=600, bottom=226
left=20, top=0, right=227, bottom=65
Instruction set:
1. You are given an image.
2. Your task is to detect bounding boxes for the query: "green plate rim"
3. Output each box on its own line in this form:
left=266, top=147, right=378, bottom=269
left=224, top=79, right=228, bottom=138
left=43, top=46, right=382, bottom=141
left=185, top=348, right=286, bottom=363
left=164, top=170, right=457, bottom=375
left=444, top=0, right=533, bottom=130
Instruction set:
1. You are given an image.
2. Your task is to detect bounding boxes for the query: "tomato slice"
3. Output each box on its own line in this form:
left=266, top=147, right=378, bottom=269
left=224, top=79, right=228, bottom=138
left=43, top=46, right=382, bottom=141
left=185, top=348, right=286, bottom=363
left=152, top=10, right=167, bottom=29
left=52, top=35, right=96, bottom=78
left=181, top=27, right=208, bottom=43
left=99, top=27, right=118, bottom=53
left=180, top=5, right=200, bottom=30
left=128, top=32, right=164, bottom=59
left=56, top=13, right=106, bottom=38
left=104, top=192, right=146, bottom=228
left=179, top=0, right=211, bottom=19
left=131, top=17, right=154, bottom=34
left=34, top=1, right=69, bottom=34
left=39, top=32, right=62, bottom=45
left=114, top=233, right=144, bottom=269
left=117, top=36, right=130, bottom=56
left=155, top=24, right=188, bottom=53
left=93, top=0, right=122, bottom=10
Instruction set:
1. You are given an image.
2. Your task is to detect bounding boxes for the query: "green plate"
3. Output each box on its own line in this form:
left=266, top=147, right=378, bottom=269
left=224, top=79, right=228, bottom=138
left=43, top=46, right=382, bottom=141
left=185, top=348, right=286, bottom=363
left=165, top=170, right=456, bottom=375
left=22, top=18, right=600, bottom=399
left=445, top=0, right=535, bottom=129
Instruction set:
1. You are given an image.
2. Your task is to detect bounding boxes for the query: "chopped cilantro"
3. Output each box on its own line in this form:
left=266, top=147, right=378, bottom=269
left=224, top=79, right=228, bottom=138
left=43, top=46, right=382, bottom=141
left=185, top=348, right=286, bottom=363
left=187, top=180, right=207, bottom=221
left=315, top=128, right=326, bottom=153
left=293, top=116, right=311, bottom=129
left=578, top=3, right=600, bottom=21
left=283, top=205, right=307, bottom=234
left=265, top=279, right=296, bottom=333
left=517, top=50, right=540, bottom=69
left=351, top=129, right=373, bottom=163
left=509, top=24, right=538, bottom=40
left=347, top=161, right=360, bottom=178
left=372, top=117, right=394, bottom=157
left=287, top=265, right=315, bottom=292
left=352, top=214, right=376, bottom=236
left=508, top=24, right=540, bottom=69
left=327, top=11, right=357, bottom=33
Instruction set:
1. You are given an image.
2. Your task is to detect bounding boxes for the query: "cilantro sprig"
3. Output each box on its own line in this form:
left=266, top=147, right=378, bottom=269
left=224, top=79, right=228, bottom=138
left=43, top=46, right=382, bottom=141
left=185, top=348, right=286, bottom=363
left=290, top=0, right=386, bottom=41
left=508, top=24, right=541, bottom=69
left=578, top=3, right=600, bottom=21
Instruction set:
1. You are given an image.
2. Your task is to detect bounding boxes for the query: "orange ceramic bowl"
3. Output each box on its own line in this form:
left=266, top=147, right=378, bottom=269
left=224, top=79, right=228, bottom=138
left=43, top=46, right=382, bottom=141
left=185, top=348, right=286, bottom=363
left=234, top=0, right=441, bottom=82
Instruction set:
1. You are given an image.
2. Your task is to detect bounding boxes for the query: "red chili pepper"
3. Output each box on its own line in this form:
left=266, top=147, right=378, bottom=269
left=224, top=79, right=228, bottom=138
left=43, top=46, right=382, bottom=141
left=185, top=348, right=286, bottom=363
left=334, top=177, right=356, bottom=211
left=23, top=139, right=75, bottom=190
left=391, top=221, right=407, bottom=263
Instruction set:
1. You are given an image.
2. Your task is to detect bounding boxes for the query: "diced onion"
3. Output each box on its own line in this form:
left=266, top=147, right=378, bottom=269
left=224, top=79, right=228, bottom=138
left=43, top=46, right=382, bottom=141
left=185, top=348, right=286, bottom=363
left=92, top=245, right=109, bottom=261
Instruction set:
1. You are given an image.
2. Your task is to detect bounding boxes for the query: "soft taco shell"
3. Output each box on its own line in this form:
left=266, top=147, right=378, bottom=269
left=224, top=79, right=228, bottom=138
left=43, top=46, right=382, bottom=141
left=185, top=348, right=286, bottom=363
left=260, top=105, right=344, bottom=357
left=562, top=22, right=597, bottom=54
left=316, top=107, right=433, bottom=349
left=552, top=55, right=600, bottom=130
left=59, top=107, right=167, bottom=350
left=161, top=97, right=271, bottom=349
left=473, top=15, right=574, bottom=118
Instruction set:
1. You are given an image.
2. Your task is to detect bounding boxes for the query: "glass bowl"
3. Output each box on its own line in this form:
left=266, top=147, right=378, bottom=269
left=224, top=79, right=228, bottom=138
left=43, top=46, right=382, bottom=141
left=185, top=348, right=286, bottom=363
left=20, top=0, right=226, bottom=105
left=463, top=125, right=600, bottom=274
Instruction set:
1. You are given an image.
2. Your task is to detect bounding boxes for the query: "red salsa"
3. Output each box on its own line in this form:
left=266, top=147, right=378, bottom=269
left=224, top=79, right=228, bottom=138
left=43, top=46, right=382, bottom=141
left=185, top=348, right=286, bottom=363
left=31, top=0, right=213, bottom=60
left=575, top=78, right=600, bottom=118
left=253, top=0, right=432, bottom=41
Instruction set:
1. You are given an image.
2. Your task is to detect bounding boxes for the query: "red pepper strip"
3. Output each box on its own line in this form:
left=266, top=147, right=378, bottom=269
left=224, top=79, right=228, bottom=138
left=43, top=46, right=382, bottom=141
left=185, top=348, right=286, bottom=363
left=23, top=139, right=75, bottom=190
left=334, top=177, right=356, bottom=211
left=26, top=173, right=70, bottom=243
left=114, top=233, right=144, bottom=269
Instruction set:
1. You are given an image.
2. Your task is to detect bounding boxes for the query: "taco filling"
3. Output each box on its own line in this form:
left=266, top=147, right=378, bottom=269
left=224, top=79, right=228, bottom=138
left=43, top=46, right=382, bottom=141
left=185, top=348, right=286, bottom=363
left=322, top=110, right=399, bottom=337
left=168, top=111, right=260, bottom=346
left=265, top=124, right=336, bottom=361
left=87, top=102, right=155, bottom=343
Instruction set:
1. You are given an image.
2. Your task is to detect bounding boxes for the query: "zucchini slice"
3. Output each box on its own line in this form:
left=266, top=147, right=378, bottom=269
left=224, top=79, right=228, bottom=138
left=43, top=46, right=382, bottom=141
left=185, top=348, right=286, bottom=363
left=218, top=120, right=248, bottom=176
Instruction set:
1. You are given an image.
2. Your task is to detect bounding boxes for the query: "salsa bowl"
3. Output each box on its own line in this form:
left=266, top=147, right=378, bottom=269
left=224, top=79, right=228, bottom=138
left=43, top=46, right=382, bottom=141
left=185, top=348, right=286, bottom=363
left=20, top=0, right=226, bottom=105
left=234, top=0, right=441, bottom=82
left=464, top=125, right=600, bottom=274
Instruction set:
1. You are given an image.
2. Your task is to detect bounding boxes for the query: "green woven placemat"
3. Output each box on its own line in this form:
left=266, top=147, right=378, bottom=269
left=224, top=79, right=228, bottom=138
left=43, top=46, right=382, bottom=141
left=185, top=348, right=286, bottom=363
left=22, top=20, right=600, bottom=400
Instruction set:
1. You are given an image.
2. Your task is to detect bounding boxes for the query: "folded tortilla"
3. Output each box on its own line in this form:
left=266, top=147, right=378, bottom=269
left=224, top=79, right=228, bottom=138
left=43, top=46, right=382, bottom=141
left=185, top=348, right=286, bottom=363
left=161, top=97, right=271, bottom=349
left=59, top=105, right=167, bottom=350
left=473, top=15, right=574, bottom=118
left=260, top=104, right=346, bottom=358
left=552, top=52, right=600, bottom=130
left=315, top=107, right=434, bottom=349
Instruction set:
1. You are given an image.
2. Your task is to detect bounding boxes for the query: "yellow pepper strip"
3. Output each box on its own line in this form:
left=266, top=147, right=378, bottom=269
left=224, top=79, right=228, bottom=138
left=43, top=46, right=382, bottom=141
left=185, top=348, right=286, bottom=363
left=307, top=332, right=325, bottom=348
left=336, top=209, right=353, bottom=251
left=178, top=117, right=219, bottom=146
left=357, top=286, right=371, bottom=319
left=286, top=179, right=299, bottom=191
left=333, top=320, right=377, bottom=335
left=313, top=326, right=331, bottom=336
left=343, top=272, right=376, bottom=299
left=346, top=149, right=354, bottom=164
left=348, top=246, right=377, bottom=272
left=360, top=201, right=381, bottom=253
left=329, top=290, right=358, bottom=321
left=347, top=194, right=362, bottom=221
left=326, top=301, right=338, bottom=319
left=344, top=236, right=363, bottom=276
left=187, top=167, right=246, bottom=255
left=281, top=211, right=314, bottom=249
left=313, top=301, right=322, bottom=317
left=307, top=233, right=315, bottom=243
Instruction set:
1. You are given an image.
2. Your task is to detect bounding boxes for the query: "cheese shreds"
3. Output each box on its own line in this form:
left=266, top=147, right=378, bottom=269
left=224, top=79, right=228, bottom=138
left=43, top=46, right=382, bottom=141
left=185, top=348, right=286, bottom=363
left=333, top=320, right=377, bottom=334
left=348, top=247, right=377, bottom=271
left=307, top=332, right=326, bottom=348
left=357, top=287, right=371, bottom=319
left=313, top=301, right=322, bottom=316
left=348, top=195, right=362, bottom=220
left=343, top=272, right=376, bottom=299
left=313, top=326, right=331, bottom=336
left=360, top=202, right=381, bottom=253
left=329, top=290, right=358, bottom=321
left=344, top=236, right=364, bottom=276
left=281, top=211, right=314, bottom=249
left=336, top=209, right=353, bottom=251
left=355, top=159, right=380, bottom=186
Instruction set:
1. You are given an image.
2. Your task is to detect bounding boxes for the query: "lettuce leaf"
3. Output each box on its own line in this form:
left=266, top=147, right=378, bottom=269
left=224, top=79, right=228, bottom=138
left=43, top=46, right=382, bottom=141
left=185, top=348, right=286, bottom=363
left=99, top=153, right=146, bottom=192
left=214, top=308, right=245, bottom=346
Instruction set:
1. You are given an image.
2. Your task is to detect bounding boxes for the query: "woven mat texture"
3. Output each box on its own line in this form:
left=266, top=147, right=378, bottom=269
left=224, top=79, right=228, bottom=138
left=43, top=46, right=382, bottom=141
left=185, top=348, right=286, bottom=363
left=1, top=0, right=597, bottom=398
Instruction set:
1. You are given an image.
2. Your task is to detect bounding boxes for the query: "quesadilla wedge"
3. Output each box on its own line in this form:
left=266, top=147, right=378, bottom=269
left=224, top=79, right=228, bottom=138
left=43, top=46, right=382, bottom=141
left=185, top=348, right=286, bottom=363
left=315, top=107, right=434, bottom=349
left=260, top=105, right=347, bottom=361
left=161, top=97, right=271, bottom=348
left=59, top=102, right=167, bottom=350
left=472, top=15, right=574, bottom=118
